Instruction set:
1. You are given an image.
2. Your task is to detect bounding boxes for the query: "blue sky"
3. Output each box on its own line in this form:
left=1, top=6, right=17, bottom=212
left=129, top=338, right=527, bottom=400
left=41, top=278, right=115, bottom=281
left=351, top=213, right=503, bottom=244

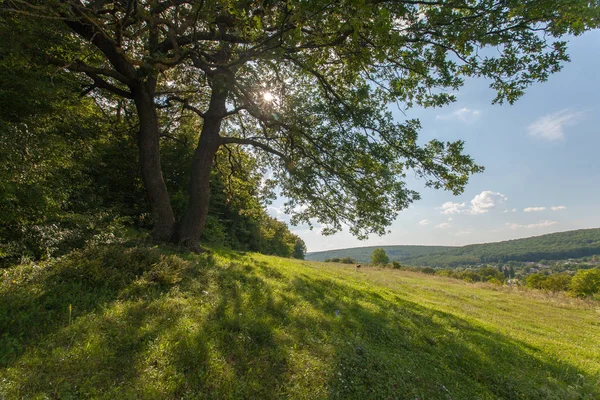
left=269, top=30, right=600, bottom=252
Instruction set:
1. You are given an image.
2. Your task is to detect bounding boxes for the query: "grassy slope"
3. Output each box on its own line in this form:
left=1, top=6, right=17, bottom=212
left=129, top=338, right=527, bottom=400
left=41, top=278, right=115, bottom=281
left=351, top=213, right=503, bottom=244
left=1, top=244, right=599, bottom=399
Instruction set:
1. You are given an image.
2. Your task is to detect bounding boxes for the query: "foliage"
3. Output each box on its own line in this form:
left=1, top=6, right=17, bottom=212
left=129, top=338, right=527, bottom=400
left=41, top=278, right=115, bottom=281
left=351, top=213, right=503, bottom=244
left=391, top=261, right=402, bottom=269
left=421, top=267, right=436, bottom=275
left=543, top=274, right=573, bottom=293
left=569, top=268, right=600, bottom=298
left=1, top=243, right=599, bottom=398
left=0, top=16, right=304, bottom=264
left=5, top=0, right=599, bottom=244
left=526, top=273, right=572, bottom=293
left=526, top=273, right=551, bottom=290
left=324, top=257, right=356, bottom=264
left=408, top=229, right=600, bottom=268
left=436, top=267, right=505, bottom=284
left=371, top=248, right=390, bottom=266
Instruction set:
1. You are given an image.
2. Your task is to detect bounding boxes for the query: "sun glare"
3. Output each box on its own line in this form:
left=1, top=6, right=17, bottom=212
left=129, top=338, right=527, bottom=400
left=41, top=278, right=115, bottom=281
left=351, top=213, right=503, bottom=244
left=263, top=92, right=274, bottom=102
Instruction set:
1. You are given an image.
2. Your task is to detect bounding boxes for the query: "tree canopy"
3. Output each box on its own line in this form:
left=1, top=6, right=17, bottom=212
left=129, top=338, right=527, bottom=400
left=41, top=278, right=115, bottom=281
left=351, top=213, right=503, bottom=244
left=371, top=248, right=390, bottom=266
left=3, top=0, right=599, bottom=249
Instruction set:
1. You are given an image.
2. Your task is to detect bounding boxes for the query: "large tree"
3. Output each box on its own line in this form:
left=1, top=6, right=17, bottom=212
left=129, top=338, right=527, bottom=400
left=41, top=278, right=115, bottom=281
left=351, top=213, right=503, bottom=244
left=4, top=0, right=598, bottom=251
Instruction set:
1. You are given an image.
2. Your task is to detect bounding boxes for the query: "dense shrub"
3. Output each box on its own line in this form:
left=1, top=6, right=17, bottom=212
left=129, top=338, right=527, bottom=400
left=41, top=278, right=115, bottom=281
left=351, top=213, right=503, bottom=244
left=569, top=268, right=600, bottom=297
left=436, top=269, right=455, bottom=278
left=541, top=274, right=572, bottom=293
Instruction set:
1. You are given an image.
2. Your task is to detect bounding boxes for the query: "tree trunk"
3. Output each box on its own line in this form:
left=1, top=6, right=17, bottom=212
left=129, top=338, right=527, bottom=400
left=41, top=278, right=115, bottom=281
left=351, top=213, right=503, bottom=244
left=176, top=86, right=227, bottom=251
left=133, top=87, right=176, bottom=242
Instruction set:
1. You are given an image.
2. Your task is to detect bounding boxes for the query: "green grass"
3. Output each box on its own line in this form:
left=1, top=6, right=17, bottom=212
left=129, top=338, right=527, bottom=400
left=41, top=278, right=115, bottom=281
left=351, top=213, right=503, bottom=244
left=1, top=244, right=599, bottom=399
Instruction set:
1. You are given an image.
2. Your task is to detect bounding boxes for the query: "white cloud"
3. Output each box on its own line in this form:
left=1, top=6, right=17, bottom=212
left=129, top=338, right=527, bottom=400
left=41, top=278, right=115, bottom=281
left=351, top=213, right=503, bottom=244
left=447, top=217, right=454, bottom=221
left=524, top=207, right=546, bottom=212
left=528, top=109, right=583, bottom=141
left=436, top=107, right=481, bottom=123
left=438, top=190, right=507, bottom=216
left=506, top=220, right=558, bottom=230
left=435, top=222, right=452, bottom=229
left=419, top=219, right=432, bottom=226
left=438, top=202, right=466, bottom=215
left=551, top=206, right=567, bottom=211
left=503, top=208, right=517, bottom=213
left=469, top=191, right=507, bottom=214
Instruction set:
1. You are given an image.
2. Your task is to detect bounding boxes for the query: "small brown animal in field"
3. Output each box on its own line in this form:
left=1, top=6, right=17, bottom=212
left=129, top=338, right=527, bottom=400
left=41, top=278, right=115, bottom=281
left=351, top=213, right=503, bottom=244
left=355, top=264, right=361, bottom=271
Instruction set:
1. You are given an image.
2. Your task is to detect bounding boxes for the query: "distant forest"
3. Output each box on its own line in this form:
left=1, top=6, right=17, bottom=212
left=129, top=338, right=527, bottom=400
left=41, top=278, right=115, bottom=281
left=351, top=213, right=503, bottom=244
left=307, top=228, right=600, bottom=268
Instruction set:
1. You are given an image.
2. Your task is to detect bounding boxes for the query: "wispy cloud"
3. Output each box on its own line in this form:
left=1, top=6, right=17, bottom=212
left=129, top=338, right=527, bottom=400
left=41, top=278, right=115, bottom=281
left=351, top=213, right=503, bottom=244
left=506, top=220, right=558, bottom=230
left=454, top=229, right=473, bottom=236
left=551, top=206, right=567, bottom=211
left=503, top=208, right=517, bottom=213
left=528, top=109, right=584, bottom=141
left=524, top=207, right=546, bottom=212
left=436, top=107, right=481, bottom=123
left=435, top=222, right=452, bottom=229
left=419, top=219, right=432, bottom=226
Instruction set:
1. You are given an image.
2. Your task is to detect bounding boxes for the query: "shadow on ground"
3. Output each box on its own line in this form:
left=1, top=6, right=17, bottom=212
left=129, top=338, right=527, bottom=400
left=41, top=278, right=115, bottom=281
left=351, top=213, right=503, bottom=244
left=1, top=246, right=597, bottom=399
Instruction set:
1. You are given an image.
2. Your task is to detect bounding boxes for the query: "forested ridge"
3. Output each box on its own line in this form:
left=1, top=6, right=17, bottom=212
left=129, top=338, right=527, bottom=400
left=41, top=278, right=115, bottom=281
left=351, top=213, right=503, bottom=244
left=308, top=228, right=600, bottom=267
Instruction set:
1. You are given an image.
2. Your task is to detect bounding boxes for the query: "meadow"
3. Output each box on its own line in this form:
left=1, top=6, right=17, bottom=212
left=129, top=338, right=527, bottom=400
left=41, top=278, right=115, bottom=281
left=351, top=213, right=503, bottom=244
left=2, top=244, right=599, bottom=399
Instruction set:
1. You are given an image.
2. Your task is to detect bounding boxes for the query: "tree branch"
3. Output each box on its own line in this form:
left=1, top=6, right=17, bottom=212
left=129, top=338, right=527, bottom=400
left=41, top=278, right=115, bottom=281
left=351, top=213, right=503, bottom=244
left=83, top=72, right=133, bottom=98
left=220, top=137, right=289, bottom=162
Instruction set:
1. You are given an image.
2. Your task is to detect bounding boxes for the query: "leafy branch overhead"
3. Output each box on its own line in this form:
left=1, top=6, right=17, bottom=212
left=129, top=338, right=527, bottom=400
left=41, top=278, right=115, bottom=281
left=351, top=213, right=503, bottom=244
left=4, top=0, right=598, bottom=244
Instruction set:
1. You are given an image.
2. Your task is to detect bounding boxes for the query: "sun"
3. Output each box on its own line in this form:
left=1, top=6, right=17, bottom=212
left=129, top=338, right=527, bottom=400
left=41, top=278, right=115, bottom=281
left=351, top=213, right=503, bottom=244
left=263, top=92, right=274, bottom=102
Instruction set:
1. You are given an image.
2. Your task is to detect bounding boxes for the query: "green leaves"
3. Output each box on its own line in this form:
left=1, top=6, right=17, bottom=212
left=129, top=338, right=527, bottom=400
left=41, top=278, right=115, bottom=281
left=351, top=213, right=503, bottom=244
left=6, top=0, right=599, bottom=243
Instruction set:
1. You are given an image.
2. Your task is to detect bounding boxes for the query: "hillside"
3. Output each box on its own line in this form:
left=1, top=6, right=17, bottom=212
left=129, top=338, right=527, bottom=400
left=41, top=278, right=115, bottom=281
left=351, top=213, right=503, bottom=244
left=306, top=245, right=454, bottom=264
left=308, top=228, right=600, bottom=267
left=2, top=244, right=599, bottom=399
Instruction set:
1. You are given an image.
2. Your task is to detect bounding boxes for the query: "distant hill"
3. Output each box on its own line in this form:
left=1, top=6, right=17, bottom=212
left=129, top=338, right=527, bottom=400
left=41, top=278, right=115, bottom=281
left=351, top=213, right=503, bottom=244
left=306, top=245, right=454, bottom=264
left=307, top=228, right=600, bottom=268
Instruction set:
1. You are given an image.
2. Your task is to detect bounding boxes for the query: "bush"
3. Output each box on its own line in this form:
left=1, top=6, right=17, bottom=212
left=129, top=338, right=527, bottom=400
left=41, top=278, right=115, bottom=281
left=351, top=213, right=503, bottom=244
left=541, top=274, right=571, bottom=292
left=569, top=268, right=600, bottom=297
left=456, top=271, right=481, bottom=282
left=526, top=273, right=547, bottom=290
left=391, top=261, right=402, bottom=269
left=436, top=269, right=455, bottom=278
left=421, top=267, right=436, bottom=274
left=479, top=267, right=505, bottom=283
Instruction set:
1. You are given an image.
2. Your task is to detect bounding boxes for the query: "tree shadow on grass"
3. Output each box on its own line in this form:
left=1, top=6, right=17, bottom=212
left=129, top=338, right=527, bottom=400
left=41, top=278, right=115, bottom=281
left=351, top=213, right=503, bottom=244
left=0, top=244, right=211, bottom=366
left=288, top=275, right=599, bottom=399
left=2, top=252, right=598, bottom=399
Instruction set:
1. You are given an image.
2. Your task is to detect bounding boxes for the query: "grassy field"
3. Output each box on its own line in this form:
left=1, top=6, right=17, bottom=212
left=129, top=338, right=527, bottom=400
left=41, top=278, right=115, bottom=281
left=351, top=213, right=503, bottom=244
left=1, top=244, right=599, bottom=399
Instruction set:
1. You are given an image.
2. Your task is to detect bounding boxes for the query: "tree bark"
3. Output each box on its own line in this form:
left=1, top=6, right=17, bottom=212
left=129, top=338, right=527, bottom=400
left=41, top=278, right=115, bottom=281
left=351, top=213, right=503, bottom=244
left=133, top=86, right=176, bottom=242
left=176, top=85, right=228, bottom=251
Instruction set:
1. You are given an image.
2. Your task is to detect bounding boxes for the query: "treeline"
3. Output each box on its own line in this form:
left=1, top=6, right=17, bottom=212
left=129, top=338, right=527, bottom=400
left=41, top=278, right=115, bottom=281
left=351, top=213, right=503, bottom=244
left=405, top=265, right=600, bottom=299
left=324, top=257, right=357, bottom=264
left=309, top=229, right=600, bottom=268
left=0, top=18, right=305, bottom=267
left=307, top=245, right=453, bottom=263
left=404, top=229, right=600, bottom=268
